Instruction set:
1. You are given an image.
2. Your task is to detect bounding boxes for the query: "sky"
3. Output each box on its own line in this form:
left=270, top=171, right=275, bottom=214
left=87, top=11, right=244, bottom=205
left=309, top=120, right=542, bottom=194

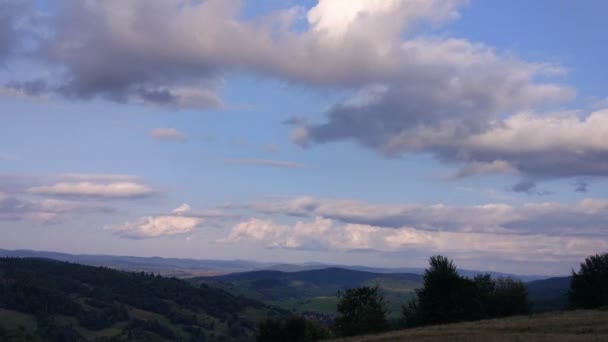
left=1, top=0, right=608, bottom=275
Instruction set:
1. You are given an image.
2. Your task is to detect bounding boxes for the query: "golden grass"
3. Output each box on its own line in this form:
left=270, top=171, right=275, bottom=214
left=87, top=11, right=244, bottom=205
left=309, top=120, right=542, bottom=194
left=332, top=310, right=608, bottom=342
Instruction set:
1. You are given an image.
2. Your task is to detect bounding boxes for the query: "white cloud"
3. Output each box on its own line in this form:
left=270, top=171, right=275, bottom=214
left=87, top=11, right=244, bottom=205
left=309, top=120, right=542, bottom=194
left=222, top=215, right=608, bottom=264
left=228, top=196, right=608, bottom=236
left=108, top=204, right=202, bottom=239
left=172, top=203, right=191, bottom=214
left=151, top=128, right=188, bottom=141
left=223, top=218, right=286, bottom=243
left=308, top=0, right=462, bottom=40
left=58, top=173, right=139, bottom=181
left=464, top=110, right=608, bottom=154
left=28, top=181, right=154, bottom=198
left=382, top=227, right=608, bottom=262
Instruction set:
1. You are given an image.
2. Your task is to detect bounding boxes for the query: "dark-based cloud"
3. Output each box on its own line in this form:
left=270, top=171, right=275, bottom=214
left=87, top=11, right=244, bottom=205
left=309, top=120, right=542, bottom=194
left=1, top=0, right=607, bottom=186
left=2, top=0, right=468, bottom=106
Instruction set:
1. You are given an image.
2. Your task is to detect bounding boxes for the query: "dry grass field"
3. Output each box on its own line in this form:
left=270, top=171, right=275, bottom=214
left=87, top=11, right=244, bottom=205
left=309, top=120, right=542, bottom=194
left=332, top=310, right=608, bottom=342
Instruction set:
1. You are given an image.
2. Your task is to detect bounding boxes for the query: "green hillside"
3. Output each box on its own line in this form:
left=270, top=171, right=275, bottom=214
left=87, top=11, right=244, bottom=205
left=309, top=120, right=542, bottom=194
left=192, top=268, right=423, bottom=318
left=331, top=309, right=608, bottom=342
left=0, top=258, right=285, bottom=341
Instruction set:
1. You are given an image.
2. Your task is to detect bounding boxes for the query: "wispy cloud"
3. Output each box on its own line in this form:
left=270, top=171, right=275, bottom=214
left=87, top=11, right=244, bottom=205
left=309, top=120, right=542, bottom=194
left=0, top=192, right=113, bottom=224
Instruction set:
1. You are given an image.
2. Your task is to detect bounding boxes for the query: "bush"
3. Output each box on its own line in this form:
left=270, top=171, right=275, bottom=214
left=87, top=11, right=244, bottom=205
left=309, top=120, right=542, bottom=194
left=257, top=316, right=331, bottom=342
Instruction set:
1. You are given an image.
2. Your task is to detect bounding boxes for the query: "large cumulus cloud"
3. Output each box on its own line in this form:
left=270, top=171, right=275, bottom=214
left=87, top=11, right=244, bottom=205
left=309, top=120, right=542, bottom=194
left=2, top=0, right=469, bottom=104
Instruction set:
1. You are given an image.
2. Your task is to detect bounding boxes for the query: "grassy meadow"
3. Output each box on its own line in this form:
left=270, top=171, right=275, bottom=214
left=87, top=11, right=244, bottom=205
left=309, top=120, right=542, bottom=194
left=332, top=310, right=608, bottom=342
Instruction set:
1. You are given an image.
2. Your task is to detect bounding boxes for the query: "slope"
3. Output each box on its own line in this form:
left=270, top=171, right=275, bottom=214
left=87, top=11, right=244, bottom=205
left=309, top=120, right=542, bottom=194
left=331, top=309, right=608, bottom=342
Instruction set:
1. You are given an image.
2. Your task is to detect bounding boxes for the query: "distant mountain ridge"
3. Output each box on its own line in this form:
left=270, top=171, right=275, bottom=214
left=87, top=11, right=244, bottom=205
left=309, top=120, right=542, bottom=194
left=0, top=248, right=551, bottom=281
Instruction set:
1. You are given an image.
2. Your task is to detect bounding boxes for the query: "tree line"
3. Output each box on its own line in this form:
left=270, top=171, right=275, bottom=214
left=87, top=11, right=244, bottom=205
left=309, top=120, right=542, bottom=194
left=257, top=252, right=608, bottom=341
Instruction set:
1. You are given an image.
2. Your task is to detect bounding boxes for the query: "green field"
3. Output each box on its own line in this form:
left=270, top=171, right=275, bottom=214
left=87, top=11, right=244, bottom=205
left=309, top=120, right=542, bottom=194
left=332, top=310, right=608, bottom=342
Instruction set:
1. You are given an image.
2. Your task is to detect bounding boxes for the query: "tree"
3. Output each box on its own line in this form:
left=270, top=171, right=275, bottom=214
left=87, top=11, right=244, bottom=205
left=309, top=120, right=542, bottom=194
left=404, top=256, right=530, bottom=326
left=472, top=274, right=495, bottom=319
left=569, top=252, right=608, bottom=309
left=335, top=286, right=388, bottom=337
left=491, top=277, right=530, bottom=317
left=415, top=255, right=478, bottom=324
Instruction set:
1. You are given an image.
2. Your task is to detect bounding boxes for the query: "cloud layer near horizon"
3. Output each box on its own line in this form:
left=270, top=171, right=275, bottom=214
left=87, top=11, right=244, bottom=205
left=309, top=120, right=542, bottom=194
left=103, top=194, right=608, bottom=269
left=216, top=196, right=608, bottom=267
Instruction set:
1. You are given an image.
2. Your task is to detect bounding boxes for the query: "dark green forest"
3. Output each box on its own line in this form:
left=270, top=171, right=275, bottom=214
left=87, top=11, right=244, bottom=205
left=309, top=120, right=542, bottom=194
left=0, top=258, right=285, bottom=341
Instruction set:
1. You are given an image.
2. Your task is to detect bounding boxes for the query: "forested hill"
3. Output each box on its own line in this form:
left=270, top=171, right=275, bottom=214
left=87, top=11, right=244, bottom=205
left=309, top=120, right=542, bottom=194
left=195, top=267, right=422, bottom=294
left=0, top=257, right=285, bottom=341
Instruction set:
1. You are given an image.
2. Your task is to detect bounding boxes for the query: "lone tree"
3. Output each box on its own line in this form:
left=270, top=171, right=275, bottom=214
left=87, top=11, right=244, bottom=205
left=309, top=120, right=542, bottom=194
left=569, top=252, right=608, bottom=309
left=414, top=255, right=478, bottom=324
left=335, top=286, right=388, bottom=337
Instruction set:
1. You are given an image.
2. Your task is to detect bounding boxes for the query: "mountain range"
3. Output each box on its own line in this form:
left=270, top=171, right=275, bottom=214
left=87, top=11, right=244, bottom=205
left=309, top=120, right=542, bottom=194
left=0, top=249, right=550, bottom=281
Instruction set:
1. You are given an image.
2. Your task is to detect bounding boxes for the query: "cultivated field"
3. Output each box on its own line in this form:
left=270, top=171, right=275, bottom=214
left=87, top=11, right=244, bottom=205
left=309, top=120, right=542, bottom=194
left=332, top=310, right=608, bottom=342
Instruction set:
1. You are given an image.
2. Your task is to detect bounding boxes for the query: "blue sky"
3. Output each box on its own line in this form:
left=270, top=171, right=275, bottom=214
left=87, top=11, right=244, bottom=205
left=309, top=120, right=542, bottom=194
left=1, top=0, right=608, bottom=275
